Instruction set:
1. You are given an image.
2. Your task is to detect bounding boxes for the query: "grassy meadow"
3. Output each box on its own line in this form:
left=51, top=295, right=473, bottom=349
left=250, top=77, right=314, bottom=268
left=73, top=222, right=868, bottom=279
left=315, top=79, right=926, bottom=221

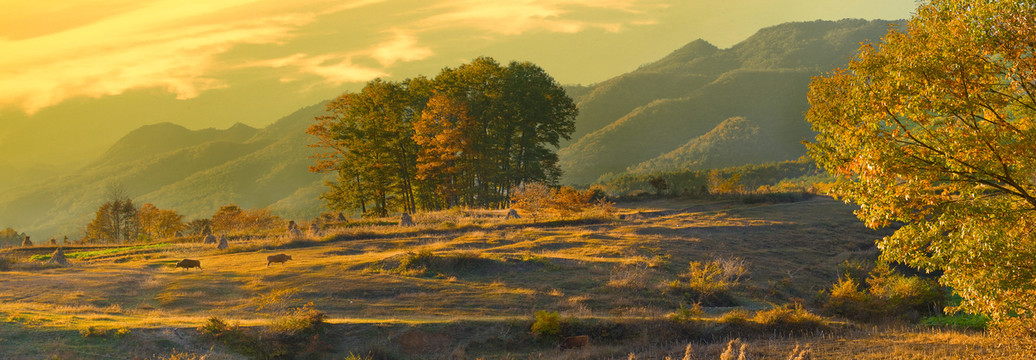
left=0, top=196, right=1032, bottom=359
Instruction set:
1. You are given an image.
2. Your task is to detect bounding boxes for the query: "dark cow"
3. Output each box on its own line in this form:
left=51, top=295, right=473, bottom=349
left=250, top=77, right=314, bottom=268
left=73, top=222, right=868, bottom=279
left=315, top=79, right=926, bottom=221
left=559, top=335, right=589, bottom=350
left=267, top=254, right=292, bottom=267
left=176, top=259, right=202, bottom=270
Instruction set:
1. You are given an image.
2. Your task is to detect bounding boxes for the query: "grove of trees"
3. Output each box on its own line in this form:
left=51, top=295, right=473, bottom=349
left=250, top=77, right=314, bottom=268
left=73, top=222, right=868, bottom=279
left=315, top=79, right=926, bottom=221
left=308, top=57, right=578, bottom=217
left=806, top=0, right=1036, bottom=331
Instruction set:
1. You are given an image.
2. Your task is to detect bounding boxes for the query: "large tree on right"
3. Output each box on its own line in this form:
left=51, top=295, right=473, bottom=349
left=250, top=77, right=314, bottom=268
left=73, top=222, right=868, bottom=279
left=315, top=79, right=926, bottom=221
left=807, top=0, right=1036, bottom=331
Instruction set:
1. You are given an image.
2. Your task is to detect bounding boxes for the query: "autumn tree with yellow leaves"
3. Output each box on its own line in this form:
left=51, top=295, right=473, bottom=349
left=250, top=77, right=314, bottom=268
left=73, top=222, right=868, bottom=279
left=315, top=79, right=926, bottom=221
left=807, top=0, right=1036, bottom=331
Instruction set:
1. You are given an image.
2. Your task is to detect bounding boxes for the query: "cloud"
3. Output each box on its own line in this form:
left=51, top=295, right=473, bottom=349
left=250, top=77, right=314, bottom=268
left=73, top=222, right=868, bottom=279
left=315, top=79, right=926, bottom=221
left=250, top=53, right=387, bottom=85
left=0, top=0, right=366, bottom=114
left=370, top=31, right=435, bottom=67
left=415, top=0, right=662, bottom=35
left=0, top=0, right=662, bottom=113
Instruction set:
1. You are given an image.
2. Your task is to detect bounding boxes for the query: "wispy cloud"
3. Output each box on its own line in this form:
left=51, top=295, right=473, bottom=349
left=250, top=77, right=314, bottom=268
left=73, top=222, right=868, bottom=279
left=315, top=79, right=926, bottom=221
left=0, top=0, right=353, bottom=114
left=248, top=53, right=388, bottom=85
left=415, top=0, right=663, bottom=35
left=370, top=31, right=435, bottom=67
left=0, top=0, right=661, bottom=114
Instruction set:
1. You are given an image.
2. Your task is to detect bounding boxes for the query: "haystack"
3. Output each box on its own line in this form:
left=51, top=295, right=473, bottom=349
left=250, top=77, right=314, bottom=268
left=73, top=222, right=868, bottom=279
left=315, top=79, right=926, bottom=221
left=505, top=209, right=521, bottom=220
left=400, top=213, right=415, bottom=227
left=47, top=248, right=69, bottom=266
left=203, top=233, right=217, bottom=244
left=336, top=212, right=347, bottom=222
left=217, top=235, right=229, bottom=250
left=21, top=236, right=32, bottom=247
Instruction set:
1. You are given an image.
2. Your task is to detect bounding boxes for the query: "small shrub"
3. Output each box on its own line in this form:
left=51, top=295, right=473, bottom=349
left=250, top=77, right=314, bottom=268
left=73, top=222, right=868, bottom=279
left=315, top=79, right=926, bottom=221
left=672, top=258, right=747, bottom=306
left=0, top=256, right=14, bottom=271
left=667, top=303, right=703, bottom=322
left=822, top=263, right=945, bottom=322
left=80, top=326, right=107, bottom=338
left=531, top=310, right=561, bottom=338
left=718, top=309, right=750, bottom=325
left=752, top=304, right=826, bottom=332
left=395, top=250, right=490, bottom=277
left=200, top=305, right=330, bottom=360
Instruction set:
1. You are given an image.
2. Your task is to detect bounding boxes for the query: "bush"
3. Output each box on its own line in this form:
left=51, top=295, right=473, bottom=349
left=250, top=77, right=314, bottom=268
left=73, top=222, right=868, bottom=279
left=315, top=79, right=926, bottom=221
left=531, top=310, right=561, bottom=338
left=395, top=250, right=490, bottom=277
left=751, top=304, right=826, bottom=332
left=667, top=303, right=703, bottom=322
left=0, top=256, right=14, bottom=271
left=822, top=263, right=945, bottom=322
left=199, top=304, right=330, bottom=359
left=669, top=258, right=747, bottom=306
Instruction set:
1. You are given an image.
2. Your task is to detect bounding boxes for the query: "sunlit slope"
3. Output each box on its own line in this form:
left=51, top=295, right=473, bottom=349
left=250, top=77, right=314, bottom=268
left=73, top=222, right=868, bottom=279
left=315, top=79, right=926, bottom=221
left=559, top=19, right=898, bottom=184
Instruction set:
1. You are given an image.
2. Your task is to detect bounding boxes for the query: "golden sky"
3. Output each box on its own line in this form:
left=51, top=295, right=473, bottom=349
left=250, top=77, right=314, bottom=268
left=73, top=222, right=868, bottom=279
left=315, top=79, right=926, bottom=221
left=0, top=0, right=915, bottom=167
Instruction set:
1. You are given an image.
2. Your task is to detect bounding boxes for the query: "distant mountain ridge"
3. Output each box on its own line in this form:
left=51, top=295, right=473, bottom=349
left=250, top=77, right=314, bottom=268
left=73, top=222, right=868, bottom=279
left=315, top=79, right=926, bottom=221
left=0, top=19, right=902, bottom=239
left=558, top=19, right=901, bottom=184
left=0, top=103, right=328, bottom=239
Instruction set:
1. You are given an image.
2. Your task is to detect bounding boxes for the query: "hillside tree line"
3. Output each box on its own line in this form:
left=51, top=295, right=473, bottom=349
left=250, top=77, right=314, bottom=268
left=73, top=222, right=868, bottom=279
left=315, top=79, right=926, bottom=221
left=308, top=57, right=578, bottom=216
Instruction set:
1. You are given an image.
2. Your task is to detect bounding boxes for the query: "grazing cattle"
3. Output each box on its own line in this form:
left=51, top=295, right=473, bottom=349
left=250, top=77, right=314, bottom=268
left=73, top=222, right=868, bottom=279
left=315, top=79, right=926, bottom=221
left=559, top=335, right=589, bottom=350
left=176, top=259, right=202, bottom=270
left=267, top=254, right=292, bottom=267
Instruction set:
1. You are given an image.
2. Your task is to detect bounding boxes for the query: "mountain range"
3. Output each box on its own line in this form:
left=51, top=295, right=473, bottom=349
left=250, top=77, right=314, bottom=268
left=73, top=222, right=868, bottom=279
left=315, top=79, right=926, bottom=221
left=558, top=19, right=898, bottom=183
left=0, top=19, right=900, bottom=239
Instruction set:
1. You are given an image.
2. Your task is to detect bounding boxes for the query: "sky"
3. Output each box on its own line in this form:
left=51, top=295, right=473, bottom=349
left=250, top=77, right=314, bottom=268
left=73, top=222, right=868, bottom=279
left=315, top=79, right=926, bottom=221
left=0, top=0, right=917, bottom=170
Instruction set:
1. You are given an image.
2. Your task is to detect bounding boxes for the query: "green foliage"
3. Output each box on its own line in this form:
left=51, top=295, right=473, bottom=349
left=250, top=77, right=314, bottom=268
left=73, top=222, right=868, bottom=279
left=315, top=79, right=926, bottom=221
left=604, top=157, right=821, bottom=199
left=667, top=303, right=703, bottom=322
left=923, top=313, right=989, bottom=331
left=822, top=264, right=945, bottom=322
left=28, top=243, right=171, bottom=261
left=79, top=326, right=127, bottom=338
left=310, top=57, right=578, bottom=215
left=84, top=199, right=139, bottom=243
left=531, top=310, right=561, bottom=338
left=806, top=0, right=1036, bottom=329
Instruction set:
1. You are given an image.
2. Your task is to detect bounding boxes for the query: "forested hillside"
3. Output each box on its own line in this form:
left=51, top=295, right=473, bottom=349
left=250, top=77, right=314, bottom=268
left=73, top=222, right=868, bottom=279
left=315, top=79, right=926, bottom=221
left=558, top=19, right=901, bottom=184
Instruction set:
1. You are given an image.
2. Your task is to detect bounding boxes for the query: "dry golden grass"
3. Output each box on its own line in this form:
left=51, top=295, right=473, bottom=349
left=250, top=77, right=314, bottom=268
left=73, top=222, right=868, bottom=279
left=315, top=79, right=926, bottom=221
left=0, top=197, right=1030, bottom=358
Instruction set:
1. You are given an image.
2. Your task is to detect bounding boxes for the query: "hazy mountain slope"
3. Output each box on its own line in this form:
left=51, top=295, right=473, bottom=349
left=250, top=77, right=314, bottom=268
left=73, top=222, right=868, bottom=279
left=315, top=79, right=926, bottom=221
left=0, top=103, right=328, bottom=238
left=626, top=116, right=793, bottom=174
left=560, top=69, right=813, bottom=183
left=91, top=122, right=259, bottom=168
left=559, top=19, right=898, bottom=184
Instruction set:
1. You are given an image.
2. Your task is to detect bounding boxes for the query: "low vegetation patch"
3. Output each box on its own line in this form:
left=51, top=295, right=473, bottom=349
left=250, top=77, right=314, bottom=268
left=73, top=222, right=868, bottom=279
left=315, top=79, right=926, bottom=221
left=28, top=243, right=172, bottom=261
left=821, top=263, right=945, bottom=322
left=199, top=303, right=329, bottom=359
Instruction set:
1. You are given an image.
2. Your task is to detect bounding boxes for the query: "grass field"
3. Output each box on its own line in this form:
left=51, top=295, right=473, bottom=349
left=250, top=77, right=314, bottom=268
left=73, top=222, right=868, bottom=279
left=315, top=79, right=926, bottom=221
left=1, top=197, right=1032, bottom=359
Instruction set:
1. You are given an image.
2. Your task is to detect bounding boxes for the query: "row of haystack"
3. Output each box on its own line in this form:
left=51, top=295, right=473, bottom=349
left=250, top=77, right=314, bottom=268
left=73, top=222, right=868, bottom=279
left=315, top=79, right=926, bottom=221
left=198, top=225, right=230, bottom=249
left=19, top=236, right=73, bottom=247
